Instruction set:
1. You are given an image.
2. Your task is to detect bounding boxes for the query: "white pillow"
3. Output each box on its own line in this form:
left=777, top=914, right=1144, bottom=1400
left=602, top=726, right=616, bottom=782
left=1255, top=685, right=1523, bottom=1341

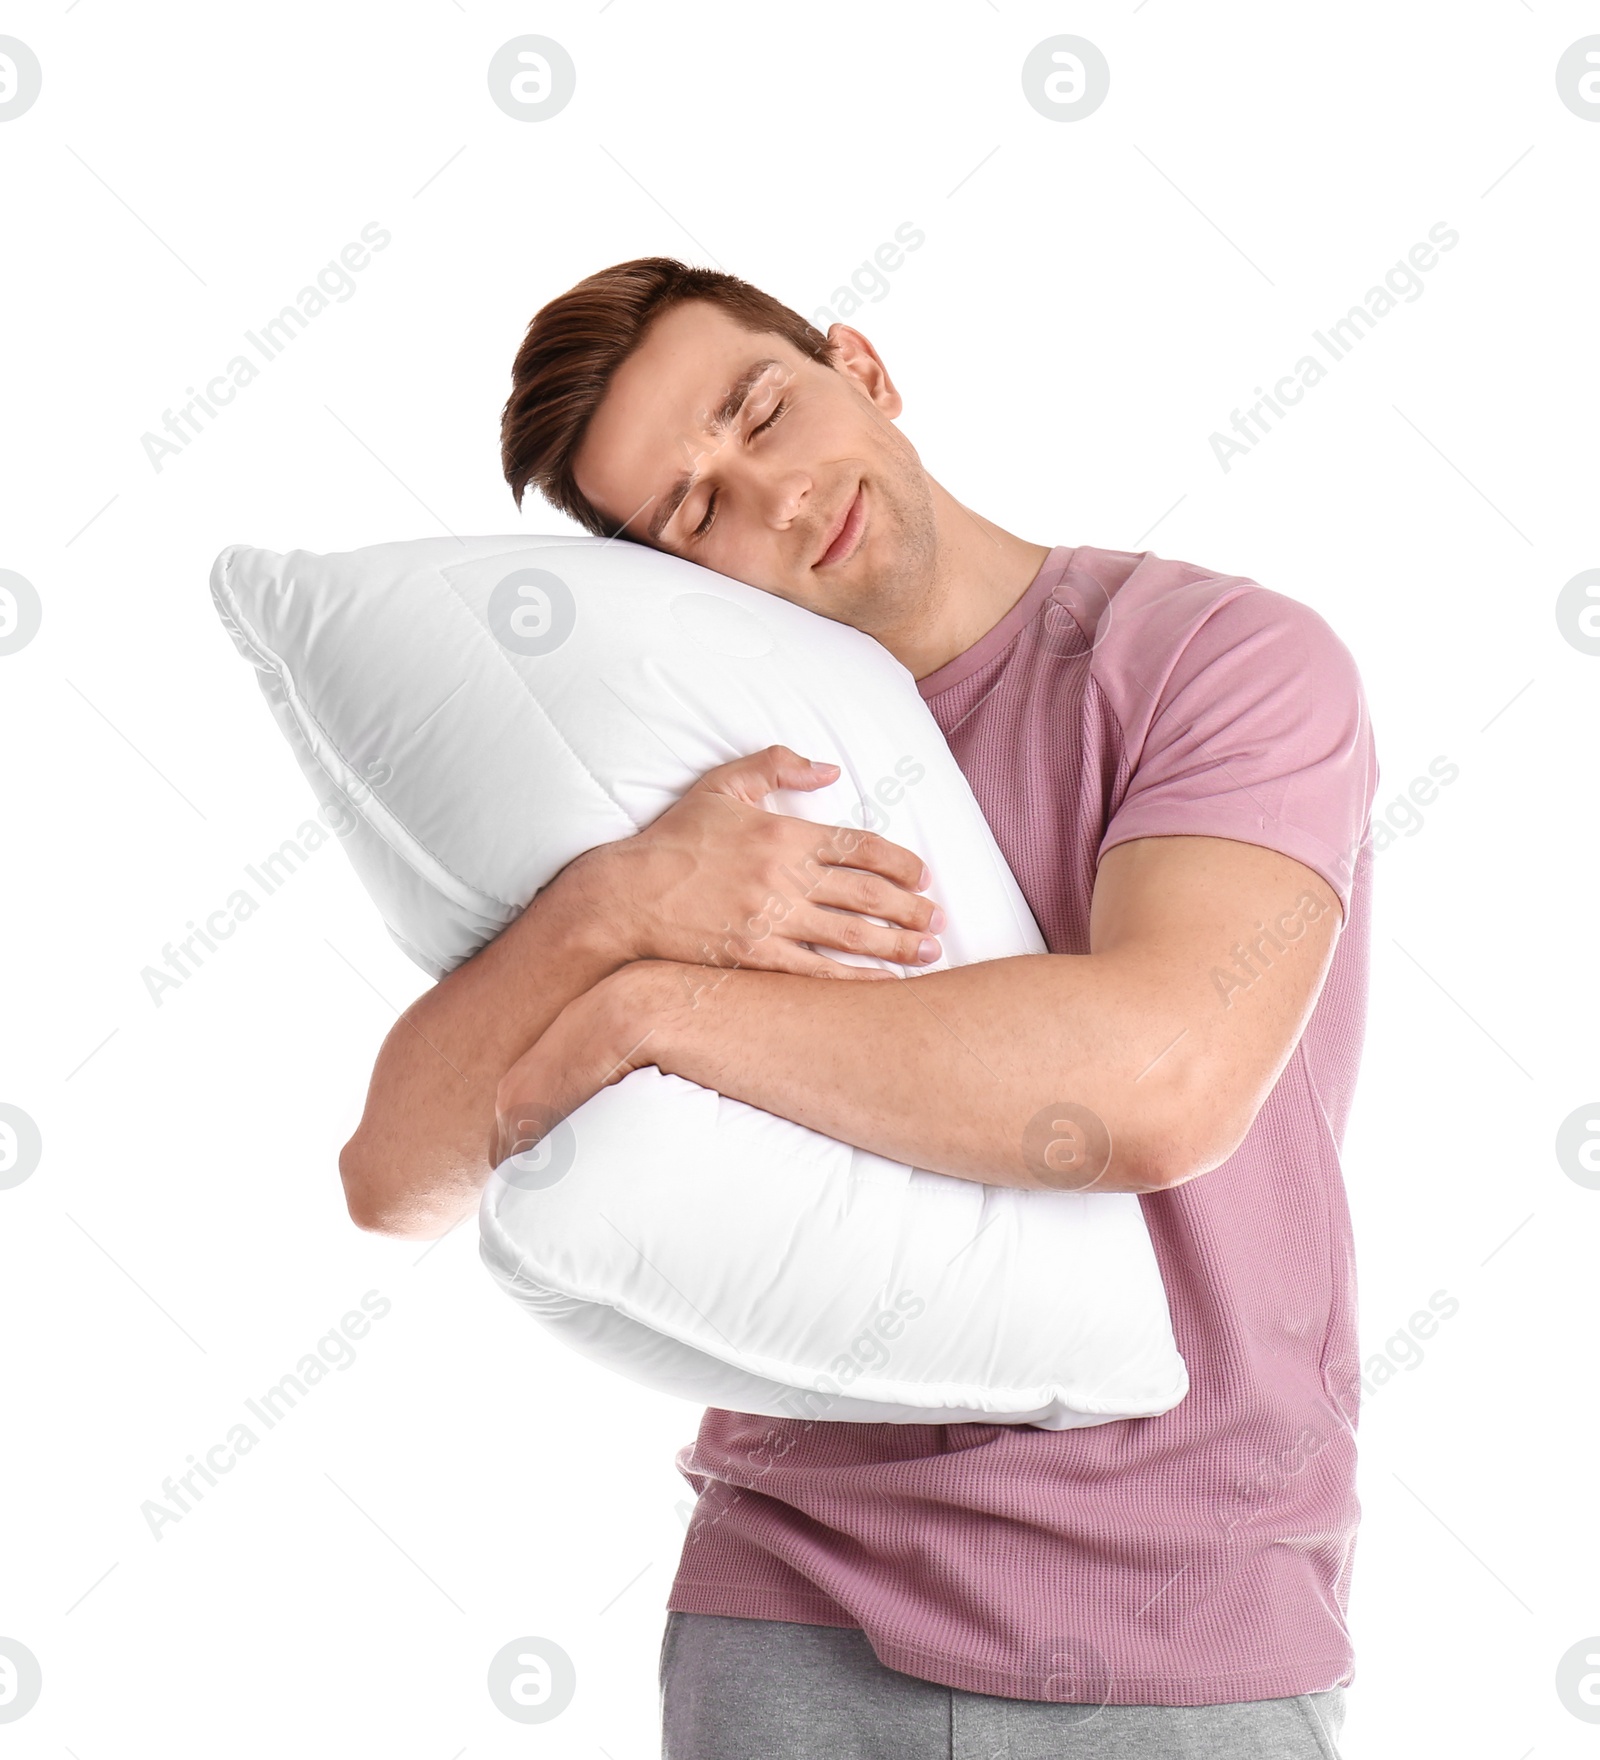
left=210, top=534, right=1187, bottom=1429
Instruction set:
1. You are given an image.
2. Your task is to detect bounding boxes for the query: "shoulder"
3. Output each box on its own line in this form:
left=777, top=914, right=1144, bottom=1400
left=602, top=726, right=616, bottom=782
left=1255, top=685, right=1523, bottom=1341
left=1080, top=550, right=1377, bottom=912
left=1061, top=544, right=1348, bottom=654
left=1063, top=547, right=1366, bottom=740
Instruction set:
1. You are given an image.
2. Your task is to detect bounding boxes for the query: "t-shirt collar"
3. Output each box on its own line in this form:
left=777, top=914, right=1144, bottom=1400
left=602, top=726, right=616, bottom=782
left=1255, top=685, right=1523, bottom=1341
left=917, top=545, right=1077, bottom=698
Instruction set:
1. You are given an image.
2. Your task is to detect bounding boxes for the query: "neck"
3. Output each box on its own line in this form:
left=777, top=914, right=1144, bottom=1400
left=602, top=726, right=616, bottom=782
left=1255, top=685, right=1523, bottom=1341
left=876, top=481, right=1055, bottom=680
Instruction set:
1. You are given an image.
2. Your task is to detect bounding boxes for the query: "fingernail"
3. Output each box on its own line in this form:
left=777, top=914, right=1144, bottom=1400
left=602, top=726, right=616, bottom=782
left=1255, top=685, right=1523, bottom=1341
left=917, top=937, right=941, bottom=963
left=929, top=906, right=947, bottom=933
left=918, top=864, right=931, bottom=890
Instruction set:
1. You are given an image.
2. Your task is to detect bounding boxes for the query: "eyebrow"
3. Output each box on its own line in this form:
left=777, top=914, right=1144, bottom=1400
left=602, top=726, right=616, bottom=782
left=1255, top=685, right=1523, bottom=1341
left=644, top=358, right=782, bottom=543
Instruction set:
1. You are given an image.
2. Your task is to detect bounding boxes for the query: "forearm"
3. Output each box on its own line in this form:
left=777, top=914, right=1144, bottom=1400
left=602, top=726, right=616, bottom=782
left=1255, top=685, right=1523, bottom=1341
left=341, top=740, right=947, bottom=1239
left=340, top=851, right=624, bottom=1236
left=651, top=955, right=1211, bottom=1192
left=495, top=836, right=1337, bottom=1197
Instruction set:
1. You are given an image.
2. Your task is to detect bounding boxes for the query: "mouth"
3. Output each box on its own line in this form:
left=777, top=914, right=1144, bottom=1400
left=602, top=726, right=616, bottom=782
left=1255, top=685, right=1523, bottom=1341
left=813, top=482, right=867, bottom=571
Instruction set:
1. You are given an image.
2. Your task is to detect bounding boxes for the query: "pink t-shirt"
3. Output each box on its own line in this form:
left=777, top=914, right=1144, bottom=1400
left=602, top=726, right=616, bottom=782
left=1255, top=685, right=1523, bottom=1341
left=666, top=545, right=1379, bottom=1707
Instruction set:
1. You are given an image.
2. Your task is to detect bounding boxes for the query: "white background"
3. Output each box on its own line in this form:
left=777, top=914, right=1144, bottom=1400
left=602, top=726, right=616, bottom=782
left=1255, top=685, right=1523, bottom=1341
left=3, top=2, right=1597, bottom=1754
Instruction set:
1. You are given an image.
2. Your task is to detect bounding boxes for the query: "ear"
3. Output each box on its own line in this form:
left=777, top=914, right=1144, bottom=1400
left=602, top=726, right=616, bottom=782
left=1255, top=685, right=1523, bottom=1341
left=819, top=325, right=904, bottom=419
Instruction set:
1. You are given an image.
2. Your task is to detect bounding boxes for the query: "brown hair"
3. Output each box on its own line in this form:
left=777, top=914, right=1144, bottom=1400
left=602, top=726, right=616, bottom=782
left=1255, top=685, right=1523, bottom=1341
left=499, top=257, right=835, bottom=536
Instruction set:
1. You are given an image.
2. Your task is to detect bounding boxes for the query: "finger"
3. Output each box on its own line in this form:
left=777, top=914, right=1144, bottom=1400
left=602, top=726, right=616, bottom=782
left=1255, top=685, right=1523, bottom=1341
left=687, top=920, right=905, bottom=980
left=802, top=865, right=945, bottom=935
left=803, top=958, right=900, bottom=981
left=694, top=743, right=839, bottom=805
left=791, top=903, right=943, bottom=968
left=741, top=939, right=903, bottom=981
left=783, top=820, right=930, bottom=895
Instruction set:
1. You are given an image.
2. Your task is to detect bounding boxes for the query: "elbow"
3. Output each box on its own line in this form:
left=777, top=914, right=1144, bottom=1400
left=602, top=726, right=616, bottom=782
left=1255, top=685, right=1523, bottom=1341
left=339, top=1135, right=395, bottom=1235
left=1107, top=1130, right=1199, bottom=1194
left=1126, top=1105, right=1253, bottom=1189
left=338, top=1134, right=478, bottom=1240
left=339, top=1135, right=419, bottom=1238
left=1112, top=1090, right=1257, bottom=1193
left=1117, top=1134, right=1229, bottom=1193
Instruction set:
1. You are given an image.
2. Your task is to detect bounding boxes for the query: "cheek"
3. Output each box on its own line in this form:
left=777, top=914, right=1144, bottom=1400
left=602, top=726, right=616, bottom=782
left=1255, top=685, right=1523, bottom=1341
left=702, top=528, right=787, bottom=599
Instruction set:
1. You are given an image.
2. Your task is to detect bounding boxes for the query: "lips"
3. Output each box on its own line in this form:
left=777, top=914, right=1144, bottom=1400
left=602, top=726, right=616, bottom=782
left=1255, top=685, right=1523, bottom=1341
left=814, top=483, right=866, bottom=570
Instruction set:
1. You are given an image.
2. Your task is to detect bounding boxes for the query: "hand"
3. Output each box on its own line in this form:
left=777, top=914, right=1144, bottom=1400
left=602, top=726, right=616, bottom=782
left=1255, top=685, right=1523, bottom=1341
left=492, top=961, right=688, bottom=1166
left=562, top=744, right=943, bottom=980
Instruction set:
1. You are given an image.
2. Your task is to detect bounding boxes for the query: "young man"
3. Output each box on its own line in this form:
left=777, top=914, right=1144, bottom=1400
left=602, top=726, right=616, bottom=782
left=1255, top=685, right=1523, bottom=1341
left=340, top=259, right=1377, bottom=1758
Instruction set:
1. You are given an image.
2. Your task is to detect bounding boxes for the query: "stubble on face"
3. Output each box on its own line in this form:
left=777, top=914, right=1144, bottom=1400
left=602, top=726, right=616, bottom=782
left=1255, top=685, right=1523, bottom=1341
left=572, top=299, right=946, bottom=642
left=827, top=413, right=941, bottom=647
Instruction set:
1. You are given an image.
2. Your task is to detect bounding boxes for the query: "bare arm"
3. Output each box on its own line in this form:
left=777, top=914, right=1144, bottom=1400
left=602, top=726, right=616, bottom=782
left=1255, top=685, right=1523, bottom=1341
left=337, top=857, right=623, bottom=1237
left=494, top=836, right=1344, bottom=1194
left=339, top=745, right=940, bottom=1236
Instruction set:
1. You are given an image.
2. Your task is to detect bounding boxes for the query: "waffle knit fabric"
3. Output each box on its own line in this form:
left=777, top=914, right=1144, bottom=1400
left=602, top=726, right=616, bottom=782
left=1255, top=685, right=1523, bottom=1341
left=666, top=545, right=1378, bottom=1706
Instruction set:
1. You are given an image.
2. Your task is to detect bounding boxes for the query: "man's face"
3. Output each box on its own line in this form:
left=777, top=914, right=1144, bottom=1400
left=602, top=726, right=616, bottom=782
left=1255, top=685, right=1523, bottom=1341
left=571, top=299, right=937, bottom=634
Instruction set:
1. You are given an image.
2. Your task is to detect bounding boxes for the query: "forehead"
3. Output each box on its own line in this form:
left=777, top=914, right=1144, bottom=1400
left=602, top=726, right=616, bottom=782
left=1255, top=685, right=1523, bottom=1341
left=574, top=300, right=799, bottom=531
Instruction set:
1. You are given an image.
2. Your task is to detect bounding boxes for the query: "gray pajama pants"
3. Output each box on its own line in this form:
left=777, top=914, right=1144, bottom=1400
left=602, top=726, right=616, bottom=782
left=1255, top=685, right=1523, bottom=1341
left=660, top=1613, right=1347, bottom=1759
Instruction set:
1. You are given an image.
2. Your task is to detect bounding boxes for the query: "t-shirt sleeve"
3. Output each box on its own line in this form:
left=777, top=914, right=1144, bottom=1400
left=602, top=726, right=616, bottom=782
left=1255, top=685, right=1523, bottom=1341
left=1095, top=580, right=1377, bottom=918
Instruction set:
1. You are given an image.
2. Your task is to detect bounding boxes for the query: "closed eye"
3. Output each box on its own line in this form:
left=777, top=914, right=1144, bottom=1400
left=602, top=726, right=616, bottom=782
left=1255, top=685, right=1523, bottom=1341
left=689, top=399, right=789, bottom=541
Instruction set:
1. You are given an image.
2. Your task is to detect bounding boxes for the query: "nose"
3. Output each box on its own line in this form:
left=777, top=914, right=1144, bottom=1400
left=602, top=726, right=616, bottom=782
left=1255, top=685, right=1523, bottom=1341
left=754, top=466, right=813, bottom=530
